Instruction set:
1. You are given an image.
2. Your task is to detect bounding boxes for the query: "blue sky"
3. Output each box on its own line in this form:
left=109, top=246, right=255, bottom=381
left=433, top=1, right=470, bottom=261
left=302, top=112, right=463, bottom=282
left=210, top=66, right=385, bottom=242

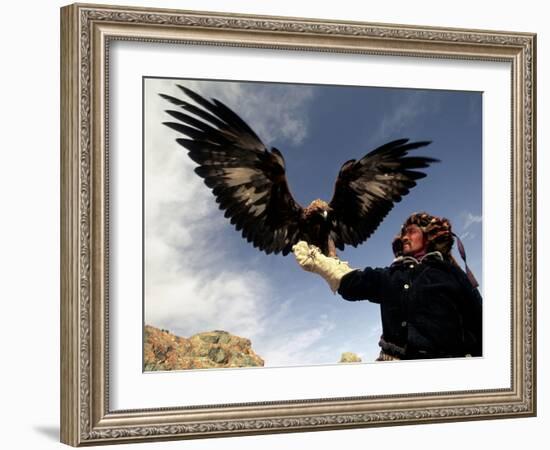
left=144, top=78, right=482, bottom=367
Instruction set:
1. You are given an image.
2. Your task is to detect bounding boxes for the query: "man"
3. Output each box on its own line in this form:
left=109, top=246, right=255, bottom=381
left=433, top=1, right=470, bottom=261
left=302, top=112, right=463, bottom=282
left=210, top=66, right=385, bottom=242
left=292, top=212, right=482, bottom=361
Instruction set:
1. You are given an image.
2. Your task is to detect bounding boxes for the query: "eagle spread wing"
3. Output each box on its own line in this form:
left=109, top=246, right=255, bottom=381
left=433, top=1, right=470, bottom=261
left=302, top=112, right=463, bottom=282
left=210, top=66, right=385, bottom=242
left=161, top=85, right=303, bottom=255
left=160, top=85, right=437, bottom=256
left=328, top=139, right=437, bottom=250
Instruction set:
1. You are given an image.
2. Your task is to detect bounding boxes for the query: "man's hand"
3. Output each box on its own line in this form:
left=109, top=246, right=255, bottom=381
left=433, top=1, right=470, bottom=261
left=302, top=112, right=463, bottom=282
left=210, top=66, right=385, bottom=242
left=291, top=240, right=355, bottom=293
left=292, top=241, right=322, bottom=272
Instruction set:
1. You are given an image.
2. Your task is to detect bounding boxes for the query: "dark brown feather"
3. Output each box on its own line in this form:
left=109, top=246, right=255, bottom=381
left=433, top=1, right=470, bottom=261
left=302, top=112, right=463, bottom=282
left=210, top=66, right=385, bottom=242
left=328, top=139, right=437, bottom=250
left=161, top=87, right=304, bottom=255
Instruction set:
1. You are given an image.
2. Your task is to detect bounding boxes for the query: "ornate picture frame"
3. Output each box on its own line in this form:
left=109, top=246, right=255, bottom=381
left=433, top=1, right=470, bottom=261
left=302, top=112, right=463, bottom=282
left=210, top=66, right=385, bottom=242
left=60, top=3, right=536, bottom=446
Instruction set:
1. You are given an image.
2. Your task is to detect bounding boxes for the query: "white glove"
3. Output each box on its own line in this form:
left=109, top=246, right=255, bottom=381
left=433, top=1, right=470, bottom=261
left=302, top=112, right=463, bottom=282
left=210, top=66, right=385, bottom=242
left=292, top=241, right=355, bottom=293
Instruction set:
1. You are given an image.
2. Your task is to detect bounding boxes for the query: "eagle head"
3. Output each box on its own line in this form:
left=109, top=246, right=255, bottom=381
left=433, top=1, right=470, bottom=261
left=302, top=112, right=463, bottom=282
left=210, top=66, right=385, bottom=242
left=304, top=199, right=332, bottom=221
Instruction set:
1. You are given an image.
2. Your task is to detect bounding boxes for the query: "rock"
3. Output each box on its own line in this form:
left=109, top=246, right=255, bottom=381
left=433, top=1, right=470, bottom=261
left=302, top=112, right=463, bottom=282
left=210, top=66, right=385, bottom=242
left=144, top=325, right=264, bottom=371
left=339, top=352, right=362, bottom=363
left=208, top=347, right=227, bottom=364
left=199, top=333, right=220, bottom=344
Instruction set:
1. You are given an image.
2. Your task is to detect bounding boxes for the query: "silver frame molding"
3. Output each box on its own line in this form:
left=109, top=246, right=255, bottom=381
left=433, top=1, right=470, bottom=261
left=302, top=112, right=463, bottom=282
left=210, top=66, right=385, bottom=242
left=60, top=3, right=536, bottom=446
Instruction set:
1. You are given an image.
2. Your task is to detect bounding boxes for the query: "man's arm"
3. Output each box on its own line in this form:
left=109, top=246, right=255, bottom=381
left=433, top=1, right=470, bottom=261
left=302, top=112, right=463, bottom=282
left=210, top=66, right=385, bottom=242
left=337, top=267, right=391, bottom=303
left=292, top=241, right=390, bottom=302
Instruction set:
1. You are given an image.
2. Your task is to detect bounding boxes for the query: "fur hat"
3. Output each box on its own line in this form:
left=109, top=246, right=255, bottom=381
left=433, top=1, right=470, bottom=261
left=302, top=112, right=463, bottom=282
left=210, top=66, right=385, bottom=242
left=392, top=212, right=454, bottom=257
left=392, top=212, right=479, bottom=288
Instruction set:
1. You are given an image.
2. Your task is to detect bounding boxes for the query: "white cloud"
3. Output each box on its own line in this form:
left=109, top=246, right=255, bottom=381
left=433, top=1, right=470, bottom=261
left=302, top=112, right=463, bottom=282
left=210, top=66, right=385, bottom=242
left=369, top=91, right=440, bottom=144
left=463, top=212, right=482, bottom=230
left=239, top=85, right=314, bottom=146
left=456, top=212, right=481, bottom=239
left=165, top=79, right=314, bottom=147
left=256, top=311, right=337, bottom=366
left=145, top=267, right=271, bottom=340
left=459, top=231, right=473, bottom=241
left=144, top=78, right=329, bottom=366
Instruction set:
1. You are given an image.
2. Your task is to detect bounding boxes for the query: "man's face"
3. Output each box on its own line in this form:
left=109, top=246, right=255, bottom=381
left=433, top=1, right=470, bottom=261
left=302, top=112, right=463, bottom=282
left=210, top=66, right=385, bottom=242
left=401, top=224, right=426, bottom=256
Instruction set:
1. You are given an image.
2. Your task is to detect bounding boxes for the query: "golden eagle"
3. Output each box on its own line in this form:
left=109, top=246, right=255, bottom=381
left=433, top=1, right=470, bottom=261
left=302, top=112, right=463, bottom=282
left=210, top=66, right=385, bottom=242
left=160, top=85, right=438, bottom=257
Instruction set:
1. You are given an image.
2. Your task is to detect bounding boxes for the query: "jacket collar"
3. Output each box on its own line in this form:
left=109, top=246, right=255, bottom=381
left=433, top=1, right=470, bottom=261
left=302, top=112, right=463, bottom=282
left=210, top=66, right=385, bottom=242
left=391, top=251, right=444, bottom=267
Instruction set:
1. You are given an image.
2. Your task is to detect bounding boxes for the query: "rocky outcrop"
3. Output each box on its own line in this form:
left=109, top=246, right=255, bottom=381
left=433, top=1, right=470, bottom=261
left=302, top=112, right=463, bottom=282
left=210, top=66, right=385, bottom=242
left=144, top=325, right=264, bottom=371
left=339, top=352, right=362, bottom=363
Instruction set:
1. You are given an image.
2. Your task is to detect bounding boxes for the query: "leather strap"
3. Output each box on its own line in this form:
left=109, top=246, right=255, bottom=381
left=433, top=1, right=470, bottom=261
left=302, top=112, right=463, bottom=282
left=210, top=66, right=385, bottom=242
left=452, top=232, right=479, bottom=288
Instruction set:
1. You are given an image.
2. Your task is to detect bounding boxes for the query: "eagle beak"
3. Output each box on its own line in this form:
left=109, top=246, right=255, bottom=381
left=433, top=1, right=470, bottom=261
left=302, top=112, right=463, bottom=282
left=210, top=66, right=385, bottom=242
left=322, top=210, right=328, bottom=220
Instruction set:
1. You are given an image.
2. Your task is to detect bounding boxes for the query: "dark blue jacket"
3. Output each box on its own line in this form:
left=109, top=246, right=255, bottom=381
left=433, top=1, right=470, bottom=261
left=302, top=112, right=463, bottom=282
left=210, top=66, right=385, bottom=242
left=338, top=253, right=482, bottom=360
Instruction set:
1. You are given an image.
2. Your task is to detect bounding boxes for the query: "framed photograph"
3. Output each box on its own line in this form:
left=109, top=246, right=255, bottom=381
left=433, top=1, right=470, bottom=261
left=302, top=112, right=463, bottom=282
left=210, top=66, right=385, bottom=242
left=60, top=3, right=536, bottom=446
